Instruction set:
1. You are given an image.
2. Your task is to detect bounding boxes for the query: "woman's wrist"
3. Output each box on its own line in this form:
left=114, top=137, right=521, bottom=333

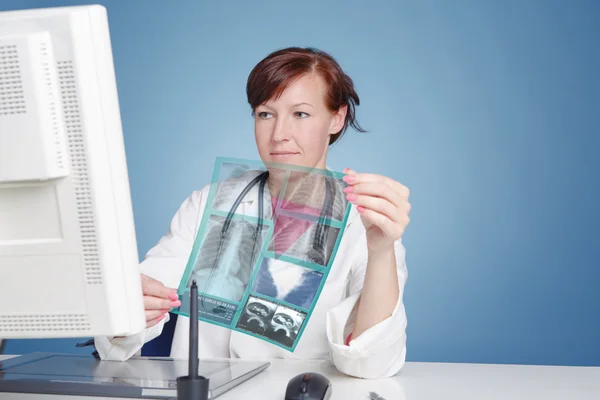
left=367, top=245, right=396, bottom=265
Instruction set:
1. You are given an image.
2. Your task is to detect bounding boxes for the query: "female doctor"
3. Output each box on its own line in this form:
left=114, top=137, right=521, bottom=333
left=94, top=47, right=411, bottom=379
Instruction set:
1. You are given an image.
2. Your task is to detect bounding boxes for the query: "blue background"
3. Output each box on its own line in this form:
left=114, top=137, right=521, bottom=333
left=2, top=0, right=599, bottom=366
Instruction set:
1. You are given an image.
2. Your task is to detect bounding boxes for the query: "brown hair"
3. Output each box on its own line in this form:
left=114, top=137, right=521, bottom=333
left=246, top=47, right=365, bottom=145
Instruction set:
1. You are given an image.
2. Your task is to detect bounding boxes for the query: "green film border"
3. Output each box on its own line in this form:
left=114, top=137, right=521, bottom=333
left=176, top=156, right=353, bottom=352
left=270, top=209, right=346, bottom=228
left=245, top=291, right=311, bottom=314
left=215, top=156, right=347, bottom=179
left=212, top=209, right=345, bottom=230
left=260, top=252, right=330, bottom=273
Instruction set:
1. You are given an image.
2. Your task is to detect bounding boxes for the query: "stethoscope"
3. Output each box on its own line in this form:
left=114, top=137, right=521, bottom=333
left=199, top=170, right=335, bottom=300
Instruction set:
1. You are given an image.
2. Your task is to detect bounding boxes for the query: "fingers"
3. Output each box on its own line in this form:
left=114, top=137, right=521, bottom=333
left=346, top=191, right=397, bottom=222
left=345, top=183, right=411, bottom=222
left=343, top=169, right=411, bottom=222
left=360, top=207, right=407, bottom=238
left=140, top=274, right=181, bottom=327
left=141, top=274, right=179, bottom=300
left=146, top=313, right=167, bottom=328
left=343, top=169, right=410, bottom=200
left=344, top=181, right=405, bottom=209
left=144, top=295, right=179, bottom=311
left=343, top=168, right=411, bottom=239
left=145, top=308, right=170, bottom=321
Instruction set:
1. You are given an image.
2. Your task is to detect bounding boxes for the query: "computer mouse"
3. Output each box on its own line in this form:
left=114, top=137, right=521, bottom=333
left=285, top=372, right=332, bottom=400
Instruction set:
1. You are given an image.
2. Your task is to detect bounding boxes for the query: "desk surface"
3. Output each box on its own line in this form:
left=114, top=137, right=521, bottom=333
left=1, top=354, right=599, bottom=400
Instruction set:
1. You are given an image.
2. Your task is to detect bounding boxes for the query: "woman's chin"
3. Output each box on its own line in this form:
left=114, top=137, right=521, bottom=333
left=263, top=155, right=325, bottom=172
left=269, top=153, right=301, bottom=163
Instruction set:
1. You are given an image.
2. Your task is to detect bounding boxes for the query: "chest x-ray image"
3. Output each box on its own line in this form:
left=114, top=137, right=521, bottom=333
left=251, top=258, right=324, bottom=310
left=269, top=170, right=348, bottom=267
left=189, top=214, right=269, bottom=303
left=175, top=157, right=352, bottom=351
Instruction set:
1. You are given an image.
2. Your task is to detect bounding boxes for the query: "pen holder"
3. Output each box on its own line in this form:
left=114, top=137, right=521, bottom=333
left=176, top=375, right=209, bottom=400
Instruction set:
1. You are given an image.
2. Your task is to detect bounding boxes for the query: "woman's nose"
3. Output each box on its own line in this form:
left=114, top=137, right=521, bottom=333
left=271, top=118, right=291, bottom=142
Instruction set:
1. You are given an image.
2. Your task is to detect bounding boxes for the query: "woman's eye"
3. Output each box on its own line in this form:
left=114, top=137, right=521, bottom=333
left=258, top=111, right=272, bottom=119
left=295, top=112, right=309, bottom=118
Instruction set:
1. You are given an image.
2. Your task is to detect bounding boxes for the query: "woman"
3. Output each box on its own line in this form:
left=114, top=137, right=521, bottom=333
left=95, top=47, right=411, bottom=379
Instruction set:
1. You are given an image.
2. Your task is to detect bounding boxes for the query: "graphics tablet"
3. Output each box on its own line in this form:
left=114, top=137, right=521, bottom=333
left=0, top=352, right=270, bottom=399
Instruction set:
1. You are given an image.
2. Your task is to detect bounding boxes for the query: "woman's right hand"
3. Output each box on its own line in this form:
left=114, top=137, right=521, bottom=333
left=141, top=274, right=181, bottom=328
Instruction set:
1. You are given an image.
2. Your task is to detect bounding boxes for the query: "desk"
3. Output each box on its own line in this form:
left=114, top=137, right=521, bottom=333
left=1, top=355, right=599, bottom=399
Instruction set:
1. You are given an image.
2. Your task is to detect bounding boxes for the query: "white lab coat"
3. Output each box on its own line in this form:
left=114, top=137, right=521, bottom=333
left=94, top=171, right=408, bottom=379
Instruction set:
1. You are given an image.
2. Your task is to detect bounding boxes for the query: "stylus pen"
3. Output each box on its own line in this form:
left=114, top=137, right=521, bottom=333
left=189, top=280, right=199, bottom=377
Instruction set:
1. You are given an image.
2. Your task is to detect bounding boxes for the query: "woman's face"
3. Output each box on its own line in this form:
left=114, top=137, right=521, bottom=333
left=254, top=73, right=346, bottom=170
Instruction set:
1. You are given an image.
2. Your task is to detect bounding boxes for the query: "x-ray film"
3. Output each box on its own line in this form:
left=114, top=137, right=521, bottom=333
left=173, top=157, right=351, bottom=351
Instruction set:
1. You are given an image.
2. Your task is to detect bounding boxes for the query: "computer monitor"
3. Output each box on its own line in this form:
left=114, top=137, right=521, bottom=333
left=0, top=5, right=146, bottom=339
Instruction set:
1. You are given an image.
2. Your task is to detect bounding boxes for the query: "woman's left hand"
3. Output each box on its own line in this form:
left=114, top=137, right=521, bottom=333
left=342, top=168, right=411, bottom=253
